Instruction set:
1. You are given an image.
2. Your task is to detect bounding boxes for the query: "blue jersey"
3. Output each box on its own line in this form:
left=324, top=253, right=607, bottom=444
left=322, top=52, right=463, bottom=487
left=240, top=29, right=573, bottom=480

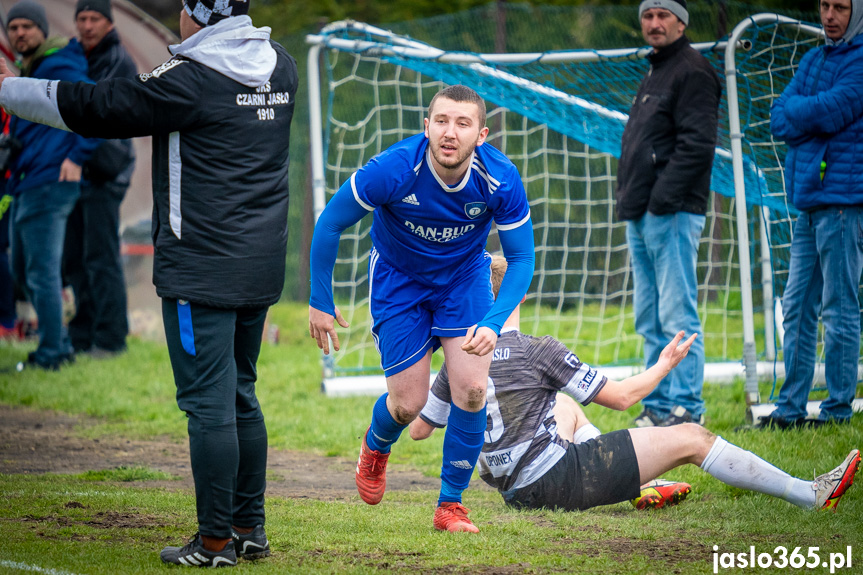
left=348, top=133, right=531, bottom=286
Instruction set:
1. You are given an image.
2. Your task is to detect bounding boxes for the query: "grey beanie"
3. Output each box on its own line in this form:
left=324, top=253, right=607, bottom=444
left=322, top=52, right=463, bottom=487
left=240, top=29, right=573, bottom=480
left=7, top=0, right=49, bottom=37
left=639, top=0, right=689, bottom=26
left=75, top=0, right=113, bottom=22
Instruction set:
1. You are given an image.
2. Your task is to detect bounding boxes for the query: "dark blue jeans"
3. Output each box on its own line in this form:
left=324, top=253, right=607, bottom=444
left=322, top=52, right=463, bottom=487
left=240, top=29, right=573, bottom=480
left=63, top=180, right=129, bottom=352
left=776, top=207, right=863, bottom=422
left=10, top=181, right=80, bottom=365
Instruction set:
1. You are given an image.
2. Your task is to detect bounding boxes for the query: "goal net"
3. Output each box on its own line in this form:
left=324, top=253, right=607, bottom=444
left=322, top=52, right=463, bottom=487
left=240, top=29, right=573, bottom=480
left=306, top=16, right=856, bottom=401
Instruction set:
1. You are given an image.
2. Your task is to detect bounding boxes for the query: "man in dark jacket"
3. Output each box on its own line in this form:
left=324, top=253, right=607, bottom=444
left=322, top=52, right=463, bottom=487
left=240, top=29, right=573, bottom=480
left=63, top=0, right=137, bottom=357
left=6, top=0, right=97, bottom=371
left=615, top=0, right=720, bottom=428
left=0, top=0, right=298, bottom=566
left=765, top=0, right=863, bottom=428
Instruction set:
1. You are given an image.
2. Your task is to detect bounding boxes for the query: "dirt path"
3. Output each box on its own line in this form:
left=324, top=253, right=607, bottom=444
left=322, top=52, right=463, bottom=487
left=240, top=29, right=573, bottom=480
left=0, top=404, right=447, bottom=500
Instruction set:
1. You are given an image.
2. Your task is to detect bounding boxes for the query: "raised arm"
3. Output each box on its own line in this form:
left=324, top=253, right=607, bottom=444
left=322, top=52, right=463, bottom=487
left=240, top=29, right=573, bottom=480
left=592, top=331, right=697, bottom=411
left=0, top=57, right=203, bottom=139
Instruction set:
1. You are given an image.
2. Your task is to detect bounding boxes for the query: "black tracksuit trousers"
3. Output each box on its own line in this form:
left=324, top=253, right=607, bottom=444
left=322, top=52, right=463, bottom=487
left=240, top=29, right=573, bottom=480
left=162, top=298, right=268, bottom=538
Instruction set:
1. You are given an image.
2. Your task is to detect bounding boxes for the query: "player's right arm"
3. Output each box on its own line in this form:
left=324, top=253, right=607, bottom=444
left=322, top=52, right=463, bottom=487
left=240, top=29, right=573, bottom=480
left=592, top=331, right=697, bottom=410
left=308, top=181, right=369, bottom=353
left=0, top=58, right=203, bottom=139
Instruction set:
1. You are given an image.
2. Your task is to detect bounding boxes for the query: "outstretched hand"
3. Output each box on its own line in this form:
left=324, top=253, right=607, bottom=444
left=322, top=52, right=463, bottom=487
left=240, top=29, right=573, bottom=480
left=0, top=58, right=15, bottom=88
left=308, top=305, right=349, bottom=355
left=461, top=324, right=497, bottom=356
left=657, top=331, right=698, bottom=373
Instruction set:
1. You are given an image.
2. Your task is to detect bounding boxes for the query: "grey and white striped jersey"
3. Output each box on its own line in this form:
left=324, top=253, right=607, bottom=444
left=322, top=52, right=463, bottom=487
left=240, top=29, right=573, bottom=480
left=419, top=328, right=607, bottom=492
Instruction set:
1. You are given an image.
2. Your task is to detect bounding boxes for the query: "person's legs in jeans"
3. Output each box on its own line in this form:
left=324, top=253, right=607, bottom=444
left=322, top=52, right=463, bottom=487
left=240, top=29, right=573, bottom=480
left=630, top=213, right=706, bottom=417
left=776, top=213, right=822, bottom=421
left=232, top=306, right=268, bottom=529
left=814, top=207, right=863, bottom=421
left=628, top=217, right=671, bottom=417
left=64, top=197, right=93, bottom=351
left=83, top=181, right=128, bottom=351
left=11, top=182, right=80, bottom=366
left=653, top=212, right=706, bottom=418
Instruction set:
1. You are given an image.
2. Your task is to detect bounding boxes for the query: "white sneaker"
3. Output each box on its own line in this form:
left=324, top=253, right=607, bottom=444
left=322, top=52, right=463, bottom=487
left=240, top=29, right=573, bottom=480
left=814, top=449, right=860, bottom=511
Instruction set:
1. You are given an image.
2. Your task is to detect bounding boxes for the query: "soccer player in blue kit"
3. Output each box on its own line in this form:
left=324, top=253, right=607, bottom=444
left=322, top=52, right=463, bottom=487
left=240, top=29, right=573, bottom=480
left=309, top=85, right=535, bottom=533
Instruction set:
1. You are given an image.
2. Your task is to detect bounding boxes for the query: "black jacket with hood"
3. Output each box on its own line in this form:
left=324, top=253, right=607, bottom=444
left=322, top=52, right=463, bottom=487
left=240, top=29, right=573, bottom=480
left=54, top=16, right=299, bottom=308
left=615, top=35, right=721, bottom=221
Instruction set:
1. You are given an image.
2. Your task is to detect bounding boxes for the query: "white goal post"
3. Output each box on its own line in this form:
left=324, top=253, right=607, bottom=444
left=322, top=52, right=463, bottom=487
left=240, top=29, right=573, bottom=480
left=305, top=16, right=859, bottom=415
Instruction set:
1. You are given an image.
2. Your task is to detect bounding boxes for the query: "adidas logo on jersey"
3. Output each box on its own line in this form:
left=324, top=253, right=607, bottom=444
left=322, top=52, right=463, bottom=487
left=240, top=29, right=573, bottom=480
left=450, top=460, right=473, bottom=470
left=401, top=194, right=420, bottom=205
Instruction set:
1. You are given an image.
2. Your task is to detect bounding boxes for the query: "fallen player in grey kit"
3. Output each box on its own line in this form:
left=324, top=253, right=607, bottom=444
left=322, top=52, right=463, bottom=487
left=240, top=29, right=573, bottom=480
left=411, top=255, right=861, bottom=513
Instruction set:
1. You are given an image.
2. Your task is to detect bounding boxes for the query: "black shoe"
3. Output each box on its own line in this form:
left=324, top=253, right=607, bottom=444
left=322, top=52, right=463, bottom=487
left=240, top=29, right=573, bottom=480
left=15, top=351, right=75, bottom=372
left=759, top=412, right=825, bottom=430
left=160, top=533, right=237, bottom=567
left=232, top=525, right=270, bottom=560
left=660, top=406, right=705, bottom=427
left=758, top=412, right=796, bottom=429
left=634, top=408, right=667, bottom=428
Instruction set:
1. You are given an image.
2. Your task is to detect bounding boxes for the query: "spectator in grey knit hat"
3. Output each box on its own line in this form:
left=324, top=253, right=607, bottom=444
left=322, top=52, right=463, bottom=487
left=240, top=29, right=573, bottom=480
left=4, top=0, right=98, bottom=373
left=615, top=0, right=721, bottom=428
left=7, top=0, right=49, bottom=56
left=639, top=0, right=689, bottom=49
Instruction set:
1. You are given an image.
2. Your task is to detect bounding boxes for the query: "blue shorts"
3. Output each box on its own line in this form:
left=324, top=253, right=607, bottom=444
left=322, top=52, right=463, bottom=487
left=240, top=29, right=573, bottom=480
left=369, top=248, right=493, bottom=377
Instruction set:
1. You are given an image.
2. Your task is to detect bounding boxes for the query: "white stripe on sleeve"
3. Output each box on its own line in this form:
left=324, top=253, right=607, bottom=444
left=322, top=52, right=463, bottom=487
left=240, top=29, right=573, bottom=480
left=496, top=211, right=531, bottom=231
left=0, top=78, right=70, bottom=131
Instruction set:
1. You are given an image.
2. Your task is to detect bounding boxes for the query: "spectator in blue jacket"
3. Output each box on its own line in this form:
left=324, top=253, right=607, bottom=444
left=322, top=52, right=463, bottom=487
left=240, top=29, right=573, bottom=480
left=767, top=0, right=863, bottom=428
left=6, top=0, right=97, bottom=370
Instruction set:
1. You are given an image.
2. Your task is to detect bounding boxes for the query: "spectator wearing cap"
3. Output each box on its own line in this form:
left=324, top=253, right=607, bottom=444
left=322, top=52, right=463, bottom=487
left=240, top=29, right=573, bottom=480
left=63, top=0, right=137, bottom=358
left=765, top=0, right=863, bottom=429
left=615, top=0, right=721, bottom=427
left=5, top=0, right=98, bottom=371
left=0, top=0, right=298, bottom=566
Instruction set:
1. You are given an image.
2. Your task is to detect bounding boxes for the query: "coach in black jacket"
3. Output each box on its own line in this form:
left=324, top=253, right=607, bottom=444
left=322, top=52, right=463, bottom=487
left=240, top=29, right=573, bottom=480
left=615, top=0, right=720, bottom=429
left=64, top=0, right=138, bottom=357
left=0, top=0, right=298, bottom=566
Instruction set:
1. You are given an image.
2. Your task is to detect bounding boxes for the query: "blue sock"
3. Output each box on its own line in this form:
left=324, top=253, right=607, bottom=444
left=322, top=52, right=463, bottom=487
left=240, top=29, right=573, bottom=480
left=366, top=393, right=406, bottom=454
left=438, top=403, right=486, bottom=505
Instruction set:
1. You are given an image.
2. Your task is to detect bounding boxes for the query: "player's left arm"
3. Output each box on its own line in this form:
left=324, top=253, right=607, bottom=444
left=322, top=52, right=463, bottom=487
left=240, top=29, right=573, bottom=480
left=463, top=219, right=535, bottom=355
left=593, top=331, right=697, bottom=410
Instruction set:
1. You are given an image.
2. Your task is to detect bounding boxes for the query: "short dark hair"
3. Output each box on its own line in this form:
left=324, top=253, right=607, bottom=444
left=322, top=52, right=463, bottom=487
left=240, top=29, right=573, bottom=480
left=428, top=85, right=487, bottom=128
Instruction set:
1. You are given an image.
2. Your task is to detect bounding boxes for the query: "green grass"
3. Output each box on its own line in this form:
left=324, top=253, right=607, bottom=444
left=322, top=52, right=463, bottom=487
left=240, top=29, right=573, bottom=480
left=1, top=301, right=862, bottom=573
left=75, top=467, right=180, bottom=482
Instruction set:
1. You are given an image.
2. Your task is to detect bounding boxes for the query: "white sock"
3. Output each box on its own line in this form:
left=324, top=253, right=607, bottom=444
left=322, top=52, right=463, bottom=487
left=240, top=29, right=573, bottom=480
left=700, top=436, right=815, bottom=509
left=572, top=423, right=601, bottom=444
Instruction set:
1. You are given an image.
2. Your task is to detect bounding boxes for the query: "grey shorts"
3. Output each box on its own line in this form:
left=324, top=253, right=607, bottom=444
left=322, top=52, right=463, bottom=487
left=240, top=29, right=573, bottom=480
left=502, top=429, right=641, bottom=511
